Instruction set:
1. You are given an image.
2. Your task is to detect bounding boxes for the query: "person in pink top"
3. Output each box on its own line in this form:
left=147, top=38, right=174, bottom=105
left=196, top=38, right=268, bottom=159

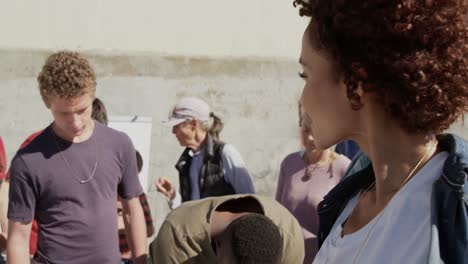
left=275, top=107, right=350, bottom=264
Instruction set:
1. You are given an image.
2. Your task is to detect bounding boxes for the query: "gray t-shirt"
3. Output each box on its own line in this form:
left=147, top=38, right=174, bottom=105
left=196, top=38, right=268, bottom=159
left=8, top=121, right=143, bottom=264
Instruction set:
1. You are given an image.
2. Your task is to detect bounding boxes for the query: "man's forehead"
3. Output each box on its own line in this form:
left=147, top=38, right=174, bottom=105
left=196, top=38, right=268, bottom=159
left=48, top=94, right=93, bottom=110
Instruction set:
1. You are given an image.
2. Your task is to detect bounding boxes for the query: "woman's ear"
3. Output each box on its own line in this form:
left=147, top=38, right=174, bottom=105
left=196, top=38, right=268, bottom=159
left=356, top=82, right=364, bottom=98
left=346, top=62, right=368, bottom=111
left=346, top=82, right=364, bottom=111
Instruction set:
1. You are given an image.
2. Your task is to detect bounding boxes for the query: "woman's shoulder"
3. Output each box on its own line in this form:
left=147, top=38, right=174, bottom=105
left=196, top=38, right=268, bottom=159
left=219, top=143, right=246, bottom=162
left=220, top=143, right=240, bottom=155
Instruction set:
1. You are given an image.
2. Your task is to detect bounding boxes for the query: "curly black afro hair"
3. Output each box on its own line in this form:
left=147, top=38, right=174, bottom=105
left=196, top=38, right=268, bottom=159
left=229, top=214, right=282, bottom=264
left=294, top=0, right=468, bottom=134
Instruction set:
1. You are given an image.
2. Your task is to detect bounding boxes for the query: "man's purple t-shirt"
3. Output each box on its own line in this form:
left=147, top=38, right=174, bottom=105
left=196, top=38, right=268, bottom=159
left=8, top=121, right=143, bottom=263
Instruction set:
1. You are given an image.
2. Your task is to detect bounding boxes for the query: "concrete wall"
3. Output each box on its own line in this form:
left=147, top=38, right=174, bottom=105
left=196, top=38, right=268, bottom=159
left=0, top=49, right=305, bottom=231
left=0, top=0, right=310, bottom=236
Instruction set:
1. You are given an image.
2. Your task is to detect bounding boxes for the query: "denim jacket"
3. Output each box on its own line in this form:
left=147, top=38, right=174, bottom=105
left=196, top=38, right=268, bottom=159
left=317, top=134, right=467, bottom=264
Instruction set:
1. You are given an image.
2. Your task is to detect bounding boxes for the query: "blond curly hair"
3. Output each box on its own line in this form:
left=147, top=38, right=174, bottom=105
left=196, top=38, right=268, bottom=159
left=38, top=51, right=96, bottom=102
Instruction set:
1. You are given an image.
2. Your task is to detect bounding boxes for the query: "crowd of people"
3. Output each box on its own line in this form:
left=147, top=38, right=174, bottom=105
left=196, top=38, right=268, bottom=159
left=0, top=0, right=467, bottom=263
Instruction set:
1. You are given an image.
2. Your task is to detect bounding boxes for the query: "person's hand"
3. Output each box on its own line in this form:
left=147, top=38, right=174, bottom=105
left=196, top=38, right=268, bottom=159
left=155, top=178, right=176, bottom=200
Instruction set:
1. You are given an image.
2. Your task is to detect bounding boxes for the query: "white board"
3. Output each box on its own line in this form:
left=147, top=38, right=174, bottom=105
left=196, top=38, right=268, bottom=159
left=108, top=116, right=152, bottom=192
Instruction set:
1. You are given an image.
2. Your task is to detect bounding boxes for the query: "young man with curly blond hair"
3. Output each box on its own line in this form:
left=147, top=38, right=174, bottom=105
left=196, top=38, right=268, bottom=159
left=6, top=51, right=147, bottom=264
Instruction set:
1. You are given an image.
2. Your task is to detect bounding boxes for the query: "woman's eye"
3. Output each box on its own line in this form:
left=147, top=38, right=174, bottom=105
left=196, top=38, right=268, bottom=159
left=298, top=72, right=307, bottom=79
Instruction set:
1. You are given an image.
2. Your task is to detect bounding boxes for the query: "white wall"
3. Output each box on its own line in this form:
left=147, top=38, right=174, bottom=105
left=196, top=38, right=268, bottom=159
left=0, top=0, right=307, bottom=58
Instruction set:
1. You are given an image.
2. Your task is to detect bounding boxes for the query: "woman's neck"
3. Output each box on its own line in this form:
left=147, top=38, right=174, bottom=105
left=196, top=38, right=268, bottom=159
left=355, top=125, right=438, bottom=205
left=304, top=148, right=330, bottom=166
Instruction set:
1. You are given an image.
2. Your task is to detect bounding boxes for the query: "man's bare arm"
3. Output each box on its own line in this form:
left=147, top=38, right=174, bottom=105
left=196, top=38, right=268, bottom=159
left=122, top=196, right=147, bottom=264
left=7, top=219, right=32, bottom=263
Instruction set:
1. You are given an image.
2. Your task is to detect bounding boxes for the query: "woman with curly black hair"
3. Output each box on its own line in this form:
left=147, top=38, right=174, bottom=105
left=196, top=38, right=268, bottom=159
left=293, top=0, right=468, bottom=263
